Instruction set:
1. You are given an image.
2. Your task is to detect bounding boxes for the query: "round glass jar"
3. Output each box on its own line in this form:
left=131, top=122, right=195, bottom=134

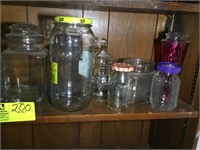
left=150, top=62, right=181, bottom=111
left=122, top=58, right=155, bottom=103
left=107, top=63, right=136, bottom=112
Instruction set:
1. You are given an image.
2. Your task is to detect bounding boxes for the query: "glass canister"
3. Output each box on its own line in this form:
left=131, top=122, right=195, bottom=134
left=1, top=23, right=49, bottom=105
left=161, top=32, right=190, bottom=67
left=150, top=62, right=181, bottom=111
left=92, top=38, right=115, bottom=102
left=122, top=58, right=155, bottom=103
left=49, top=16, right=96, bottom=111
left=107, top=63, right=136, bottom=112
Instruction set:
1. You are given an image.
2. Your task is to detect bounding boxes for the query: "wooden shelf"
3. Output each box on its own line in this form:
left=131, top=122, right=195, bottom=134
left=33, top=99, right=198, bottom=123
left=2, top=0, right=199, bottom=13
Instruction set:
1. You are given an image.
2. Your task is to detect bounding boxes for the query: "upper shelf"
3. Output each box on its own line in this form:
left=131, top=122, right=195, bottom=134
left=2, top=0, right=199, bottom=13
left=33, top=99, right=198, bottom=124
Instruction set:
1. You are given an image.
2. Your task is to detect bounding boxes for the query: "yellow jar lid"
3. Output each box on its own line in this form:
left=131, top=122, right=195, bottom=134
left=54, top=16, right=93, bottom=25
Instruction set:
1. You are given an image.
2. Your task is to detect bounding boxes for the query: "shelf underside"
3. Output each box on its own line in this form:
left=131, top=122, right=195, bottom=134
left=2, top=0, right=199, bottom=13
left=34, top=99, right=198, bottom=123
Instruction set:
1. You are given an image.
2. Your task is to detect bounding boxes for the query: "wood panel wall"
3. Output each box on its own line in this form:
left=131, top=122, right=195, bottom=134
left=1, top=3, right=199, bottom=149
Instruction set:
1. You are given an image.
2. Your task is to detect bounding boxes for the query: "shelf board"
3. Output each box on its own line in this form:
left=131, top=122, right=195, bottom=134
left=34, top=99, right=198, bottom=123
left=2, top=0, right=199, bottom=13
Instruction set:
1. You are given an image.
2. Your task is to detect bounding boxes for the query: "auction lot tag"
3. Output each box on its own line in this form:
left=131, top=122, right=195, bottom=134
left=0, top=102, right=36, bottom=122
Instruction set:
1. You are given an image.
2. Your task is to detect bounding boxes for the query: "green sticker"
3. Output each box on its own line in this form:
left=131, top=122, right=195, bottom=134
left=51, top=61, right=58, bottom=84
left=0, top=102, right=35, bottom=123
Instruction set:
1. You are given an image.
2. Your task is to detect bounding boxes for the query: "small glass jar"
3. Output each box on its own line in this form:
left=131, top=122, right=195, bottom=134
left=92, top=38, right=115, bottom=102
left=161, top=32, right=190, bottom=67
left=49, top=16, right=96, bottom=111
left=150, top=62, right=181, bottom=111
left=1, top=23, right=49, bottom=105
left=107, top=63, right=136, bottom=112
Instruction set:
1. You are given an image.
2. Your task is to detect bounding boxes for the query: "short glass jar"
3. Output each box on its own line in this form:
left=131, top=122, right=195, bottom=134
left=150, top=62, right=181, bottom=111
left=122, top=58, right=155, bottom=103
left=107, top=63, right=136, bottom=112
left=1, top=23, right=49, bottom=105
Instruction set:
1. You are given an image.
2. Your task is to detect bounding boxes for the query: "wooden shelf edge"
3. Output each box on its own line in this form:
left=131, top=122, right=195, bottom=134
left=29, top=99, right=199, bottom=124
left=1, top=1, right=199, bottom=13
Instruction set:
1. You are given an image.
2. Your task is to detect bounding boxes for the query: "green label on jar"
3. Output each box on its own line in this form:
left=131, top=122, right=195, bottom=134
left=51, top=61, right=58, bottom=84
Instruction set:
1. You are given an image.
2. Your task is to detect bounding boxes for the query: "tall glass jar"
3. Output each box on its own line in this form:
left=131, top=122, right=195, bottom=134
left=107, top=63, right=136, bottom=112
left=150, top=62, right=181, bottom=111
left=161, top=32, right=190, bottom=67
left=49, top=16, right=96, bottom=111
left=1, top=23, right=48, bottom=105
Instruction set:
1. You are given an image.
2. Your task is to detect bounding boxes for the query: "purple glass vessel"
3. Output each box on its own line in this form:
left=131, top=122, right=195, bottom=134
left=161, top=32, right=190, bottom=67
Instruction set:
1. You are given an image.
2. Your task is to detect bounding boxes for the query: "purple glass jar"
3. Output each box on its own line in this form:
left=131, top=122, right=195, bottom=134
left=161, top=32, right=190, bottom=67
left=150, top=62, right=181, bottom=111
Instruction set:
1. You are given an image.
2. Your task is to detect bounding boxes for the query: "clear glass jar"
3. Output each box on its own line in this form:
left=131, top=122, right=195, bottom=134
left=92, top=38, right=115, bottom=102
left=107, top=63, right=136, bottom=112
left=150, top=62, right=181, bottom=111
left=1, top=23, right=49, bottom=105
left=122, top=58, right=155, bottom=103
left=161, top=32, right=190, bottom=67
left=49, top=16, right=96, bottom=111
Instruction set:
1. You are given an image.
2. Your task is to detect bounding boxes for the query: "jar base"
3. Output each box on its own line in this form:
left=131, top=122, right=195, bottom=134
left=50, top=96, right=86, bottom=112
left=150, top=103, right=176, bottom=112
left=107, top=103, right=130, bottom=113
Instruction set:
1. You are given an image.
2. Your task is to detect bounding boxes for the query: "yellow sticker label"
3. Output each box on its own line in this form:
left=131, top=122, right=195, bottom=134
left=51, top=61, right=58, bottom=84
left=0, top=102, right=36, bottom=123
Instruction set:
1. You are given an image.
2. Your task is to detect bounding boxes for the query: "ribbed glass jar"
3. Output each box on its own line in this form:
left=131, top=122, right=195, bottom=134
left=150, top=62, right=181, bottom=111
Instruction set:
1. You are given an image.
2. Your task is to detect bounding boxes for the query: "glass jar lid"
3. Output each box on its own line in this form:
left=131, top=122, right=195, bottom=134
left=157, top=62, right=181, bottom=74
left=54, top=16, right=93, bottom=25
left=112, top=63, right=134, bottom=72
left=122, top=58, right=155, bottom=73
left=95, top=38, right=115, bottom=65
left=163, top=32, right=190, bottom=43
left=5, top=23, right=44, bottom=40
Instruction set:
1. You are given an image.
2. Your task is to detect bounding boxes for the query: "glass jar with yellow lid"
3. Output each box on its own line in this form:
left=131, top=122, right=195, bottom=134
left=49, top=16, right=97, bottom=111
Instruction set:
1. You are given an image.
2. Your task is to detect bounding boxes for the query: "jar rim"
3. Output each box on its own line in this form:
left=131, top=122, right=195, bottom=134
left=157, top=62, right=181, bottom=74
left=54, top=16, right=93, bottom=25
left=5, top=23, right=45, bottom=40
left=112, top=63, right=134, bottom=72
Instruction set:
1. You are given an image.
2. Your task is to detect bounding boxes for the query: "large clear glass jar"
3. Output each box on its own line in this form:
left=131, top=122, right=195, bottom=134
left=150, top=62, right=181, bottom=111
left=92, top=38, right=115, bottom=102
left=49, top=16, right=96, bottom=111
left=1, top=23, right=49, bottom=105
left=107, top=63, right=136, bottom=112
